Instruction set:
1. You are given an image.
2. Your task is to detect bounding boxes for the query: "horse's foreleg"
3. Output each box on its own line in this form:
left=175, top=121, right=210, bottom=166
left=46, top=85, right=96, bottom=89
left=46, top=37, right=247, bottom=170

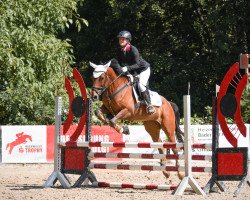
left=109, top=108, right=131, bottom=134
left=143, top=121, right=170, bottom=178
left=95, top=105, right=112, bottom=124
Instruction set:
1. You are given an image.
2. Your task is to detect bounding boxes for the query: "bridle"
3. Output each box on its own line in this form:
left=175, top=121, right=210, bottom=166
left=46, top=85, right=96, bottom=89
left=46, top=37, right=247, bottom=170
left=92, top=72, right=130, bottom=100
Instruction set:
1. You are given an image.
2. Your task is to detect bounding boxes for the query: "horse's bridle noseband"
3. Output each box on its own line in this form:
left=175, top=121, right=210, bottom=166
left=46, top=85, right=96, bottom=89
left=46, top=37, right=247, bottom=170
left=92, top=72, right=130, bottom=100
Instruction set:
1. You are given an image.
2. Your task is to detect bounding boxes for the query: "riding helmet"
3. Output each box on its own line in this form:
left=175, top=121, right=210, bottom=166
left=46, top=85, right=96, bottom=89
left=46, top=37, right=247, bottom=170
left=117, top=31, right=132, bottom=41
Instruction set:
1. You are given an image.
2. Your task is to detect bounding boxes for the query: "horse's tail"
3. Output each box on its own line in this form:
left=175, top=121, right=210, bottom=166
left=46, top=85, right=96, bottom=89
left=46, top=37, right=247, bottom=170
left=170, top=102, right=184, bottom=143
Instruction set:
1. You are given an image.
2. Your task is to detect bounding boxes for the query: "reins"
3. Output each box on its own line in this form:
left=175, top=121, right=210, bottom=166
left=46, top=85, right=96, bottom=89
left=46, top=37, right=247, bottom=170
left=93, top=72, right=130, bottom=100
left=92, top=71, right=131, bottom=116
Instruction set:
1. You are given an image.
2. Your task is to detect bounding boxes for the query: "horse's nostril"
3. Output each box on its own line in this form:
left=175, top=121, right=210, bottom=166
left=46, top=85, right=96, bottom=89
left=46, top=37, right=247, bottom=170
left=93, top=95, right=98, bottom=101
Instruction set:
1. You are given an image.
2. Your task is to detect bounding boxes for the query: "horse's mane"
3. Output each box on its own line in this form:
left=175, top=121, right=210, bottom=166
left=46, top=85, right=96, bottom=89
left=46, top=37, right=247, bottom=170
left=106, top=67, right=128, bottom=83
left=106, top=67, right=118, bottom=78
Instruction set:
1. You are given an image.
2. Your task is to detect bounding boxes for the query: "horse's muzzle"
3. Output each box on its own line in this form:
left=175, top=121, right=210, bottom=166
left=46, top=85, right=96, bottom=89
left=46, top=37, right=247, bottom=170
left=91, top=87, right=104, bottom=101
left=91, top=90, right=100, bottom=101
left=92, top=94, right=99, bottom=101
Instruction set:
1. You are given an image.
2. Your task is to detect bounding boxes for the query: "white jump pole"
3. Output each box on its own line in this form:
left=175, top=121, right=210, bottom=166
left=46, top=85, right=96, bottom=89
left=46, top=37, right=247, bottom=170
left=173, top=95, right=205, bottom=195
left=43, top=97, right=71, bottom=188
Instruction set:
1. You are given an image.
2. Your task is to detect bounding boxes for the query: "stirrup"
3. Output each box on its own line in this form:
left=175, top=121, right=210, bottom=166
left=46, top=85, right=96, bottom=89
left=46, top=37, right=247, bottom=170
left=146, top=105, right=155, bottom=114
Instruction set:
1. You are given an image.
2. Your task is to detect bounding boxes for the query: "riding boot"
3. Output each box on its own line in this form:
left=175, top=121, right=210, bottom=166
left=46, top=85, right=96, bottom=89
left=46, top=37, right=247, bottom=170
left=141, top=90, right=156, bottom=114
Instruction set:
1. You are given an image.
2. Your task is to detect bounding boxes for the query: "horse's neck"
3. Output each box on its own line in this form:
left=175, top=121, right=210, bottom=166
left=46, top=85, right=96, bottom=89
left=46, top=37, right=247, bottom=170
left=109, top=76, right=129, bottom=94
left=107, top=68, right=128, bottom=90
left=106, top=68, right=132, bottom=99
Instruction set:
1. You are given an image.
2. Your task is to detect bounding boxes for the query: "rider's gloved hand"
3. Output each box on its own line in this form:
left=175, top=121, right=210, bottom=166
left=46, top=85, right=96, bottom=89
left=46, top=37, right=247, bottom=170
left=122, top=67, right=128, bottom=73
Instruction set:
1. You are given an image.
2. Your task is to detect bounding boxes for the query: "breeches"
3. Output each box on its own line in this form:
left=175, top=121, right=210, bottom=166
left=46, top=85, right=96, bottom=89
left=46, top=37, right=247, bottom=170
left=138, top=67, right=150, bottom=92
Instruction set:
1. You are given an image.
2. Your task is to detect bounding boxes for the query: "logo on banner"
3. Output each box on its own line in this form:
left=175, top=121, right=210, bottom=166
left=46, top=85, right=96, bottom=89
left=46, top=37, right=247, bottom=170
left=2, top=125, right=47, bottom=163
left=6, top=132, right=32, bottom=154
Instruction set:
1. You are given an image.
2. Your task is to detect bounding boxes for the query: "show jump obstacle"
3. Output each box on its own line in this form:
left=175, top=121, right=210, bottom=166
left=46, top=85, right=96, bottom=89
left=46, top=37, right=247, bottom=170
left=44, top=58, right=249, bottom=196
left=43, top=68, right=89, bottom=189
left=204, top=60, right=250, bottom=196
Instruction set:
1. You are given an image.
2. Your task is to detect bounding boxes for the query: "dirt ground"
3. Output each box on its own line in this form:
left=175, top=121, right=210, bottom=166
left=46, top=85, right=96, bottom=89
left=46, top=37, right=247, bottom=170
left=0, top=163, right=249, bottom=200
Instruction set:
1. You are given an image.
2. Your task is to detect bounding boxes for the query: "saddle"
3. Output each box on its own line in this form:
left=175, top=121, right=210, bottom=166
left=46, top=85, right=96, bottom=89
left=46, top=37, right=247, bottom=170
left=130, top=75, right=145, bottom=101
left=126, top=74, right=162, bottom=109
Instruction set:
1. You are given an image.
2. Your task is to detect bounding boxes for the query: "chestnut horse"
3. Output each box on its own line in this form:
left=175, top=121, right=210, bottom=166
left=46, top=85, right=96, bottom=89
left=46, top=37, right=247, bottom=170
left=90, top=61, right=184, bottom=179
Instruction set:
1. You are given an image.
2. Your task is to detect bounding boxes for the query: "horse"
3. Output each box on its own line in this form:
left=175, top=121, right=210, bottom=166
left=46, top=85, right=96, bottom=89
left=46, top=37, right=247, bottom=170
left=6, top=132, right=32, bottom=154
left=90, top=61, right=184, bottom=179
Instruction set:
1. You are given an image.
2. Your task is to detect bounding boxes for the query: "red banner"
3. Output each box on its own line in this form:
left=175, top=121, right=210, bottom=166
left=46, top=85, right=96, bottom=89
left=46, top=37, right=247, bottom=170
left=46, top=125, right=123, bottom=162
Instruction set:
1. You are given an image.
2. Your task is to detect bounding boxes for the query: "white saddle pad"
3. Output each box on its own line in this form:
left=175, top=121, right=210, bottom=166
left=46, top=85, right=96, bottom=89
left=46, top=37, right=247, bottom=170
left=132, top=87, right=162, bottom=107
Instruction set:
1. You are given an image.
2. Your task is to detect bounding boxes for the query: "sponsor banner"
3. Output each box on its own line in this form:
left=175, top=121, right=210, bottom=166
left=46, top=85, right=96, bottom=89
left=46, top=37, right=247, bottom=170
left=192, top=125, right=212, bottom=155
left=124, top=125, right=249, bottom=156
left=192, top=124, right=249, bottom=155
left=91, top=125, right=123, bottom=156
left=218, top=124, right=249, bottom=148
left=1, top=124, right=249, bottom=163
left=193, top=124, right=249, bottom=147
left=2, top=126, right=47, bottom=163
left=46, top=125, right=123, bottom=162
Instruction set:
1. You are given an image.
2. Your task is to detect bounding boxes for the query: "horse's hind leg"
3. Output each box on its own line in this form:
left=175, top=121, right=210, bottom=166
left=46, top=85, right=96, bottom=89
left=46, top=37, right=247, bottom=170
left=161, top=118, right=184, bottom=180
left=143, top=121, right=170, bottom=179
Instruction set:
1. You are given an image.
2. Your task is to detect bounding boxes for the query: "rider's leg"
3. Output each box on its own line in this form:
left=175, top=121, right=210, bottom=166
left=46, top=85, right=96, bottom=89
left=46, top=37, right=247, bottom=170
left=138, top=67, right=155, bottom=114
left=141, top=90, right=156, bottom=114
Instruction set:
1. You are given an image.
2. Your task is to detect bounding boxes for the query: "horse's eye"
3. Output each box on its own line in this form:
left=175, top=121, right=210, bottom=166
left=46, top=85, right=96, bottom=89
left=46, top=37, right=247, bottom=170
left=99, top=77, right=104, bottom=81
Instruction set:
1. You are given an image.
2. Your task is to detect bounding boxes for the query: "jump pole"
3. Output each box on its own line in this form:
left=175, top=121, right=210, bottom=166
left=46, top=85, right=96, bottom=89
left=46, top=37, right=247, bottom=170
left=72, top=95, right=206, bottom=195
left=173, top=95, right=205, bottom=195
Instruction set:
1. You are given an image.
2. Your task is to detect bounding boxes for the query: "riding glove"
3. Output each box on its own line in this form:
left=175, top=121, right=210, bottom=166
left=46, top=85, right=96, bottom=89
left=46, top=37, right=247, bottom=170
left=122, top=67, right=128, bottom=72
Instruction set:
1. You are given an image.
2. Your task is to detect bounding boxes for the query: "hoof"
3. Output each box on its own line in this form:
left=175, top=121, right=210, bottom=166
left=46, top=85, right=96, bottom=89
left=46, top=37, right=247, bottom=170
left=122, top=125, right=130, bottom=135
left=105, top=119, right=110, bottom=124
left=163, top=171, right=170, bottom=178
left=177, top=172, right=184, bottom=180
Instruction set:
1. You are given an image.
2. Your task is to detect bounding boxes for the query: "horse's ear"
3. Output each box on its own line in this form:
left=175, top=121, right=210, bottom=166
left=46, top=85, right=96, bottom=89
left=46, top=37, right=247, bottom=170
left=104, top=60, right=111, bottom=69
left=89, top=62, right=98, bottom=69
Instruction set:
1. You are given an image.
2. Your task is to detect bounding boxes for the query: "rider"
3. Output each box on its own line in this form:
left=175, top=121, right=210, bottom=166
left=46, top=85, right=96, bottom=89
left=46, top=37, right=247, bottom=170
left=111, top=30, right=155, bottom=114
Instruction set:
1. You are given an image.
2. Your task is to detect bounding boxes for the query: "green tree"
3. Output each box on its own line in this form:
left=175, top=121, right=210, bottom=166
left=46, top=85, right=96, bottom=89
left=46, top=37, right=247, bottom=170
left=67, top=0, right=249, bottom=121
left=0, top=0, right=87, bottom=124
left=2, top=0, right=248, bottom=124
left=242, top=84, right=250, bottom=123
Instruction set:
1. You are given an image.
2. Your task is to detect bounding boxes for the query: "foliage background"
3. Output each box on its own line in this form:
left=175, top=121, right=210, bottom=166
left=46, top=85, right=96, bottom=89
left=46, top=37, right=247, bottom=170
left=0, top=0, right=249, bottom=125
left=0, top=0, right=86, bottom=124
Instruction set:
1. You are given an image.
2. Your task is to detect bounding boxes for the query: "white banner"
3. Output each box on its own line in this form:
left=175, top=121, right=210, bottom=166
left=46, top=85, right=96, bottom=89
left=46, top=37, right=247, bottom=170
left=2, top=125, right=47, bottom=163
left=124, top=125, right=249, bottom=156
